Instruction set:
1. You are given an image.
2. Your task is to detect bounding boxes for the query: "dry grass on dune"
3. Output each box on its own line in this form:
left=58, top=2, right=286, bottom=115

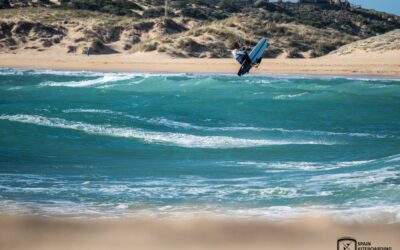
left=0, top=7, right=361, bottom=58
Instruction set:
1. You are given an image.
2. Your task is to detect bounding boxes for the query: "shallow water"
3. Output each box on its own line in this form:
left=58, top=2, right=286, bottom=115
left=0, top=69, right=399, bottom=221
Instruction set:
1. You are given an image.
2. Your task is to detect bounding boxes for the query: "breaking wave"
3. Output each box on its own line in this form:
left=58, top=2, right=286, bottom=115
left=0, top=114, right=334, bottom=148
left=40, top=75, right=135, bottom=87
left=62, top=108, right=397, bottom=139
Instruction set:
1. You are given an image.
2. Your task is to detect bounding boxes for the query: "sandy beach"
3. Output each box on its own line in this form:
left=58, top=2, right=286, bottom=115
left=1, top=50, right=399, bottom=76
left=0, top=216, right=399, bottom=250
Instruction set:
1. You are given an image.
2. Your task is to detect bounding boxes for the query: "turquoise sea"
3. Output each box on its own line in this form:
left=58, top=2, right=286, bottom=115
left=0, top=68, right=399, bottom=221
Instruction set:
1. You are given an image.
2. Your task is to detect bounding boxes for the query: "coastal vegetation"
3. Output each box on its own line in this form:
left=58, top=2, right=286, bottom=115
left=0, top=0, right=399, bottom=58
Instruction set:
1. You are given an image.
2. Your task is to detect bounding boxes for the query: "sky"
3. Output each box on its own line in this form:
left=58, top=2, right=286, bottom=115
left=281, top=0, right=400, bottom=15
left=349, top=0, right=400, bottom=15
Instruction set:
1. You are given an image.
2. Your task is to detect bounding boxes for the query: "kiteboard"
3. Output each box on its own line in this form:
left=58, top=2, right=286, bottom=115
left=238, top=38, right=269, bottom=76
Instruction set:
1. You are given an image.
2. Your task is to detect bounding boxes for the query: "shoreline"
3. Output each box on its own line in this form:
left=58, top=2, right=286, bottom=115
left=2, top=66, right=400, bottom=80
left=1, top=51, right=399, bottom=77
left=1, top=203, right=400, bottom=224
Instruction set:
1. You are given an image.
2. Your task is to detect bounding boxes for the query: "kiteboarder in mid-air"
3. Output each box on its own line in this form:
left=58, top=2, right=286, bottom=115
left=232, top=39, right=268, bottom=76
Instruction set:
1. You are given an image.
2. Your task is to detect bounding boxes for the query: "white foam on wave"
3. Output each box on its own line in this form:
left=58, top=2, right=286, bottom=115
left=384, top=154, right=400, bottom=163
left=253, top=127, right=396, bottom=139
left=1, top=172, right=399, bottom=222
left=38, top=72, right=195, bottom=88
left=141, top=117, right=199, bottom=129
left=344, top=76, right=400, bottom=82
left=0, top=114, right=334, bottom=148
left=238, top=187, right=298, bottom=198
left=310, top=167, right=398, bottom=187
left=0, top=68, right=24, bottom=75
left=32, top=70, right=105, bottom=77
left=273, top=92, right=308, bottom=100
left=63, top=109, right=116, bottom=114
left=235, top=160, right=374, bottom=171
left=7, top=86, right=23, bottom=91
left=61, top=108, right=397, bottom=139
left=40, top=75, right=135, bottom=87
left=0, top=68, right=110, bottom=77
left=2, top=198, right=399, bottom=223
left=0, top=173, right=304, bottom=201
left=64, top=109, right=210, bottom=129
left=160, top=123, right=395, bottom=139
left=252, top=73, right=400, bottom=82
left=0, top=68, right=187, bottom=77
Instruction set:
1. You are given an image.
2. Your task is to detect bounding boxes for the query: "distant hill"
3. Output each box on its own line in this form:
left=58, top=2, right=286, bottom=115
left=0, top=0, right=399, bottom=58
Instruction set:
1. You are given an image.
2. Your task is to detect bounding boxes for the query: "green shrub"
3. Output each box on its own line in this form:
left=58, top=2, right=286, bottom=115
left=59, top=0, right=142, bottom=16
left=218, top=0, right=240, bottom=12
left=287, top=49, right=304, bottom=58
left=264, top=47, right=283, bottom=58
left=0, top=0, right=10, bottom=9
left=309, top=50, right=322, bottom=58
left=142, top=42, right=158, bottom=52
left=181, top=7, right=208, bottom=20
left=142, top=7, right=164, bottom=18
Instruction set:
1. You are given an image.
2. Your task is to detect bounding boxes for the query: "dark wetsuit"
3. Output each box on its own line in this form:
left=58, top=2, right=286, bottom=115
left=233, top=48, right=250, bottom=64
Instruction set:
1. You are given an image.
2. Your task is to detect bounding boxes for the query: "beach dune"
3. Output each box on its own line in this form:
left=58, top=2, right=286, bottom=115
left=0, top=216, right=399, bottom=250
